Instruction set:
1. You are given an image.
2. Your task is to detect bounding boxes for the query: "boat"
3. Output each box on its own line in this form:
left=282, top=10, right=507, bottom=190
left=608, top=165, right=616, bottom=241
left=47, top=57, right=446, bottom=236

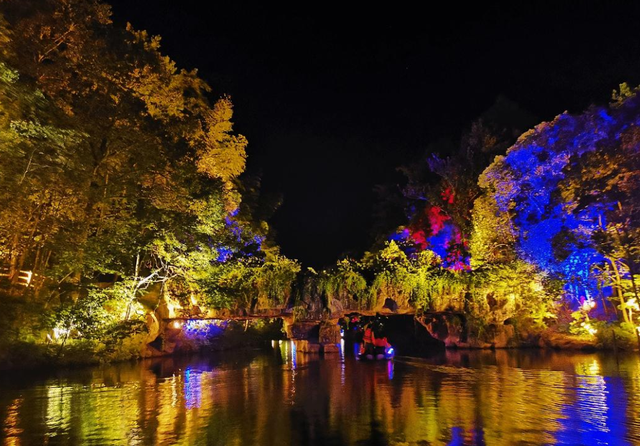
left=357, top=346, right=395, bottom=361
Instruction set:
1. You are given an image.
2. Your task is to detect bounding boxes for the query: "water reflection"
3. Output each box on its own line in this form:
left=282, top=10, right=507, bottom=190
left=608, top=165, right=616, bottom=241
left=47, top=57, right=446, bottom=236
left=1, top=348, right=639, bottom=445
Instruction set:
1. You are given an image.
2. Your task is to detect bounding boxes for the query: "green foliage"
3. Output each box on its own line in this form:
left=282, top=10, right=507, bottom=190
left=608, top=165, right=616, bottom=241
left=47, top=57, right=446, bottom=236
left=468, top=262, right=558, bottom=325
left=469, top=194, right=516, bottom=267
left=53, top=290, right=114, bottom=340
left=199, top=260, right=255, bottom=310
left=411, top=269, right=466, bottom=312
left=611, top=82, right=637, bottom=105
left=254, top=255, right=301, bottom=308
left=0, top=0, right=255, bottom=289
left=191, top=97, right=248, bottom=184
left=308, top=238, right=557, bottom=330
left=198, top=254, right=301, bottom=311
left=362, top=241, right=414, bottom=309
left=0, top=1, right=299, bottom=366
left=0, top=292, right=49, bottom=347
left=51, top=286, right=147, bottom=354
left=318, top=259, right=367, bottom=309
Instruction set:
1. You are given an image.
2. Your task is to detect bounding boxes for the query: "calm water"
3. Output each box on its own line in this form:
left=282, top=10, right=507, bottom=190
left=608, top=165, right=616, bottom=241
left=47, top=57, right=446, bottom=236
left=1, top=343, right=640, bottom=445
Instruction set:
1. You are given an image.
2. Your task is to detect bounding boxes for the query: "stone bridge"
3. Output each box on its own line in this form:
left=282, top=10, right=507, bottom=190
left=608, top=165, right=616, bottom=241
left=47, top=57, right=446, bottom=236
left=151, top=307, right=520, bottom=357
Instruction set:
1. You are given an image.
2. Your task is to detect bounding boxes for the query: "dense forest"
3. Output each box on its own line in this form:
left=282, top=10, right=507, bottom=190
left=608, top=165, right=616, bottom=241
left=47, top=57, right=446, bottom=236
left=0, top=0, right=300, bottom=365
left=1, top=0, right=640, bottom=367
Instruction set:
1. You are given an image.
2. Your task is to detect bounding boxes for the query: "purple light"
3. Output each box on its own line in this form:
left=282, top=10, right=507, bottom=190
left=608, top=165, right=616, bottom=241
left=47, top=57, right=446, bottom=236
left=183, top=319, right=227, bottom=339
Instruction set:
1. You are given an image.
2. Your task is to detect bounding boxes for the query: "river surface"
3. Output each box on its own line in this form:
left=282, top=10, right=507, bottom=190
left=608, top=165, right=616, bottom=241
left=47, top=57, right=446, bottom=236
left=1, top=343, right=639, bottom=445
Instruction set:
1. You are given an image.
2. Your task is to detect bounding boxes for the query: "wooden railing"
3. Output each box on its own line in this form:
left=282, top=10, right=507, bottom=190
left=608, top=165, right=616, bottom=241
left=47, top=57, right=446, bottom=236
left=0, top=267, right=38, bottom=287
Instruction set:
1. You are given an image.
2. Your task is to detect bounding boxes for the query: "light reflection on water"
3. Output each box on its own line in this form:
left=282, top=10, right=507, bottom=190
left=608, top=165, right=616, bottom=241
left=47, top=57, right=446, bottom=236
left=1, top=346, right=640, bottom=445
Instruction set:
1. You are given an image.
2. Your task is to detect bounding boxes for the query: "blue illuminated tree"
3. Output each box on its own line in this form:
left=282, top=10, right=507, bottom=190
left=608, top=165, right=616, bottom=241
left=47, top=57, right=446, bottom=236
left=481, top=89, right=640, bottom=316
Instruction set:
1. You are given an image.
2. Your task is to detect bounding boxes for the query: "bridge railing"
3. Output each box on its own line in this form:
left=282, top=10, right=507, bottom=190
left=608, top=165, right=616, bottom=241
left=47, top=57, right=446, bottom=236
left=0, top=267, right=39, bottom=287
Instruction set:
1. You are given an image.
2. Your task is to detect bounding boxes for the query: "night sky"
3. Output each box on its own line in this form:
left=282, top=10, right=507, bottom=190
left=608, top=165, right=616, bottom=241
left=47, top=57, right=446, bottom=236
left=108, top=1, right=640, bottom=267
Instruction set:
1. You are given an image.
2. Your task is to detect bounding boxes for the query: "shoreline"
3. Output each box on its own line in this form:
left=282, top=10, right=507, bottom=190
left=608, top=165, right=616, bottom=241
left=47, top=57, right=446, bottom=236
left=1, top=333, right=635, bottom=373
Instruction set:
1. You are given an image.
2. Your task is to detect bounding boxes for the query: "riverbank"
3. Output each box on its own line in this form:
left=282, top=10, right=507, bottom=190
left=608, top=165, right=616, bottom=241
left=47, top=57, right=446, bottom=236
left=2, top=315, right=637, bottom=372
left=0, top=319, right=287, bottom=372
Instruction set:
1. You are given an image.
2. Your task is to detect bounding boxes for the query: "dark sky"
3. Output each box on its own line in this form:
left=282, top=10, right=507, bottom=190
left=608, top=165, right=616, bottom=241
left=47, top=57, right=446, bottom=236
left=108, top=1, right=640, bottom=267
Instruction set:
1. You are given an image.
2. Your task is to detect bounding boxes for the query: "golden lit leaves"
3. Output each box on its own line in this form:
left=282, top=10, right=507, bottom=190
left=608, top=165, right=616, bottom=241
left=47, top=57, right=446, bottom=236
left=141, top=169, right=192, bottom=214
left=196, top=134, right=248, bottom=181
left=0, top=0, right=261, bottom=318
left=126, top=24, right=161, bottom=52
left=125, top=23, right=210, bottom=122
left=254, top=255, right=301, bottom=307
left=470, top=194, right=516, bottom=267
left=6, top=0, right=112, bottom=114
left=0, top=16, right=12, bottom=58
left=611, top=82, right=637, bottom=105
left=190, top=196, right=226, bottom=236
left=192, top=97, right=247, bottom=182
left=379, top=240, right=408, bottom=264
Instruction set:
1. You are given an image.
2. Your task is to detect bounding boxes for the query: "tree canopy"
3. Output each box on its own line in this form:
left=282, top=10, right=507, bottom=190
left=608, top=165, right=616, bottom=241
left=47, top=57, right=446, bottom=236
left=0, top=0, right=299, bottom=359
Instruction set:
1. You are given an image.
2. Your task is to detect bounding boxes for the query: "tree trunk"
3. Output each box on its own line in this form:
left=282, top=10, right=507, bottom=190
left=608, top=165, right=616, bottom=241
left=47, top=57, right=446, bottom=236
left=8, top=233, right=20, bottom=283
left=608, top=257, right=631, bottom=324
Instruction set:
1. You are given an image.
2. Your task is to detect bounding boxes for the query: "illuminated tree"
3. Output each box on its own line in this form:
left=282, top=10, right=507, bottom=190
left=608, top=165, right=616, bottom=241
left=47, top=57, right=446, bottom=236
left=394, top=116, right=525, bottom=270
left=0, top=0, right=280, bottom=357
left=481, top=89, right=640, bottom=322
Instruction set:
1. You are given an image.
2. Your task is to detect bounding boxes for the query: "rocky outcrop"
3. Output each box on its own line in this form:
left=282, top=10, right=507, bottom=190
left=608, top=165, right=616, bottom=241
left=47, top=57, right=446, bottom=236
left=318, top=320, right=341, bottom=354
left=417, top=313, right=519, bottom=348
left=417, top=313, right=465, bottom=347
left=283, top=318, right=342, bottom=354
left=416, top=312, right=603, bottom=350
left=282, top=319, right=319, bottom=341
left=537, top=331, right=598, bottom=351
left=146, top=318, right=286, bottom=356
left=318, top=320, right=341, bottom=344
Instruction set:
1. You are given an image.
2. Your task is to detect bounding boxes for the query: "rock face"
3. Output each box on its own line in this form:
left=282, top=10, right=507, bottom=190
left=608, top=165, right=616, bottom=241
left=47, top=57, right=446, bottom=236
left=417, top=313, right=465, bottom=347
left=319, top=320, right=341, bottom=354
left=484, top=324, right=516, bottom=348
left=417, top=313, right=518, bottom=348
left=141, top=313, right=162, bottom=357
left=146, top=308, right=602, bottom=357
left=416, top=313, right=602, bottom=350
left=148, top=314, right=345, bottom=357
left=283, top=319, right=342, bottom=354
left=282, top=319, right=319, bottom=341
left=537, top=331, right=598, bottom=351
left=146, top=318, right=286, bottom=356
left=319, top=321, right=341, bottom=344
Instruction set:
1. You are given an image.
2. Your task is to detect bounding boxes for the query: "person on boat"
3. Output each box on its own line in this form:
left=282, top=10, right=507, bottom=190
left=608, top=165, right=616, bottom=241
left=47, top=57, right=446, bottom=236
left=373, top=335, right=391, bottom=356
left=362, top=322, right=375, bottom=355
